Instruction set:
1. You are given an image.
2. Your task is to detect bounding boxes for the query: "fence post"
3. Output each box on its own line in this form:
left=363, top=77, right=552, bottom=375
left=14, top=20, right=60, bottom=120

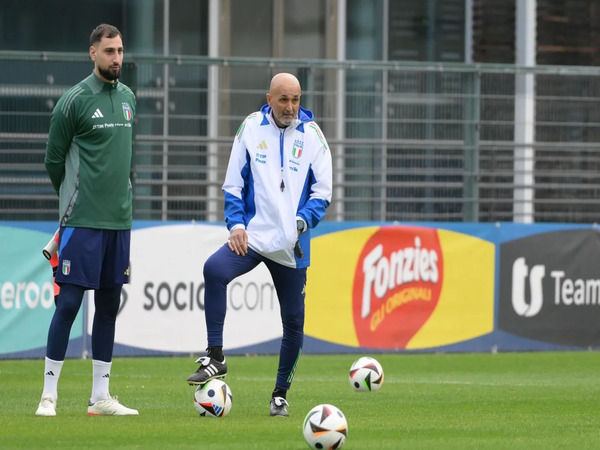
left=463, top=70, right=480, bottom=222
left=513, top=0, right=536, bottom=223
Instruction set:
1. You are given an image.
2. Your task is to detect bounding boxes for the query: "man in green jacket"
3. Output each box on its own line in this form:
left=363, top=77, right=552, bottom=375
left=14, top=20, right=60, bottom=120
left=36, top=23, right=138, bottom=417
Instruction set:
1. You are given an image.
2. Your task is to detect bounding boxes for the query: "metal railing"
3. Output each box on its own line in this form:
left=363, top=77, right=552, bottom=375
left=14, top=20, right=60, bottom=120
left=2, top=51, right=600, bottom=223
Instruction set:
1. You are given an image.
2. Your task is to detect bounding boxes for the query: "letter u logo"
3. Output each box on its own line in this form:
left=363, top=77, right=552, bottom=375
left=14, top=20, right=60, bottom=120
left=511, top=257, right=545, bottom=317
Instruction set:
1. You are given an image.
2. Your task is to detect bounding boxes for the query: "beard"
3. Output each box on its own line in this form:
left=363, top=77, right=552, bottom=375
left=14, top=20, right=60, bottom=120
left=275, top=112, right=295, bottom=127
left=98, top=65, right=121, bottom=81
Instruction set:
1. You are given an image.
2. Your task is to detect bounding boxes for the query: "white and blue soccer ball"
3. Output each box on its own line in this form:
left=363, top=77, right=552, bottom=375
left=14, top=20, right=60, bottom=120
left=348, top=356, right=384, bottom=392
left=193, top=379, right=233, bottom=418
left=302, top=403, right=348, bottom=449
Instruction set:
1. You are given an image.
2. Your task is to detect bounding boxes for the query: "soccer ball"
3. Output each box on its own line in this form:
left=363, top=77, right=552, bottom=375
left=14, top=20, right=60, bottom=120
left=193, top=379, right=233, bottom=417
left=348, top=356, right=384, bottom=392
left=302, top=404, right=348, bottom=449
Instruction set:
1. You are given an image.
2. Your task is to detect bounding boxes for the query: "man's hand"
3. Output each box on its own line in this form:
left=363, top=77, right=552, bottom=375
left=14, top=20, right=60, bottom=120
left=227, top=228, right=248, bottom=256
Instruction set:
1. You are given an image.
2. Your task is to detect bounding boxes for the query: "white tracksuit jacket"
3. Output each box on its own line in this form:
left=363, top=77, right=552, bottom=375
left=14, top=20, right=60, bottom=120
left=222, top=104, right=332, bottom=268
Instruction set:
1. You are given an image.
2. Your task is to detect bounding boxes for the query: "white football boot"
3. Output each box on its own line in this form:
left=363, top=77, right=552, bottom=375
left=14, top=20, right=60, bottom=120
left=35, top=396, right=57, bottom=416
left=87, top=396, right=139, bottom=416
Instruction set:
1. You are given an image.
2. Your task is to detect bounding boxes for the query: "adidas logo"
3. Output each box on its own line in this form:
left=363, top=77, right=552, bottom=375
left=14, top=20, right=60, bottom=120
left=91, top=108, right=104, bottom=118
left=256, top=140, right=267, bottom=150
left=45, top=371, right=55, bottom=376
left=102, top=374, right=110, bottom=378
left=204, top=364, right=219, bottom=376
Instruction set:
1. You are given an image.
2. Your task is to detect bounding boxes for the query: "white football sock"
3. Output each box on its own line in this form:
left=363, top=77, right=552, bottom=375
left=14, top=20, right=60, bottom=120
left=41, top=357, right=64, bottom=400
left=90, top=359, right=112, bottom=404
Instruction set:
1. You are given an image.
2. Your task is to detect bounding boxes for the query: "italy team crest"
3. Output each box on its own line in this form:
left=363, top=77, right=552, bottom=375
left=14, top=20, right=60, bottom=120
left=292, top=139, right=303, bottom=158
left=62, top=260, right=71, bottom=276
left=122, top=103, right=132, bottom=121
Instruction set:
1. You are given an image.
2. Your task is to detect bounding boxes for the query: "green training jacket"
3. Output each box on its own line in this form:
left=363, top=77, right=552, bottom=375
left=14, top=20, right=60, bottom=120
left=45, top=72, right=136, bottom=230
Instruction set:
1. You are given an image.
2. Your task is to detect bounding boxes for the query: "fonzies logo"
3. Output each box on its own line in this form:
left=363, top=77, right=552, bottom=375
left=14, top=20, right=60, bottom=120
left=499, top=228, right=600, bottom=346
left=352, top=227, right=443, bottom=349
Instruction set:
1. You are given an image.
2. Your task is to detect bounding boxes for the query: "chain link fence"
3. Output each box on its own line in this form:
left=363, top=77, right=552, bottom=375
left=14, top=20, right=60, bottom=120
left=1, top=52, right=600, bottom=223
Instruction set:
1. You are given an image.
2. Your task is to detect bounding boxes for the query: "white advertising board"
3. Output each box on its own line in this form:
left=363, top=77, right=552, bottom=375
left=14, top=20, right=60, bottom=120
left=88, top=223, right=280, bottom=353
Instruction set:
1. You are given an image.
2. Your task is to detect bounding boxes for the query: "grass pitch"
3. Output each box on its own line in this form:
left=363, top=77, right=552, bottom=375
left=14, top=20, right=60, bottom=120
left=1, top=352, right=600, bottom=449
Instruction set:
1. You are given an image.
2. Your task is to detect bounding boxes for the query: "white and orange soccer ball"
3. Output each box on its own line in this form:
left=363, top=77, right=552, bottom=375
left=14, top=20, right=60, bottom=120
left=193, top=379, right=233, bottom=417
left=302, top=404, right=348, bottom=449
left=348, top=356, right=384, bottom=392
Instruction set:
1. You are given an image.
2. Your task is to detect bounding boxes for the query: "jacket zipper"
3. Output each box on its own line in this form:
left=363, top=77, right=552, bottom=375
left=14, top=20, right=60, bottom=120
left=279, top=128, right=285, bottom=192
left=110, top=83, right=116, bottom=113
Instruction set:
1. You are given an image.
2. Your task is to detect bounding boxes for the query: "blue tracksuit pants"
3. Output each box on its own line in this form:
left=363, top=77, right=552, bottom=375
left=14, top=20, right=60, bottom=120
left=203, top=244, right=306, bottom=391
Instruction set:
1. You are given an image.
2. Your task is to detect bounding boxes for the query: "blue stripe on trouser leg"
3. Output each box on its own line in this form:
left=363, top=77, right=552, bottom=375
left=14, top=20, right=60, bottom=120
left=203, top=244, right=261, bottom=347
left=264, top=259, right=307, bottom=391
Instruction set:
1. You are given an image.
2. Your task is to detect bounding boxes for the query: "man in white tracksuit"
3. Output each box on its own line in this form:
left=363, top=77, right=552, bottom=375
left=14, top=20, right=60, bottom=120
left=187, top=73, right=332, bottom=417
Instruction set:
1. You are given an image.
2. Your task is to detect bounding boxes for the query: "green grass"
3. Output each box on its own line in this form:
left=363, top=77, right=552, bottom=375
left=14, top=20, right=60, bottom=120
left=1, top=352, right=600, bottom=449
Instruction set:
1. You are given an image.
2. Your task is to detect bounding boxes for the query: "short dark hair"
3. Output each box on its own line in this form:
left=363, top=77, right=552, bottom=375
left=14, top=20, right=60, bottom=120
left=89, top=24, right=122, bottom=46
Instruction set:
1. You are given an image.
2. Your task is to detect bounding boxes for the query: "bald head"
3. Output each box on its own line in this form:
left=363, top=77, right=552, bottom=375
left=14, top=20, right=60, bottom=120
left=269, top=73, right=301, bottom=95
left=267, top=73, right=302, bottom=128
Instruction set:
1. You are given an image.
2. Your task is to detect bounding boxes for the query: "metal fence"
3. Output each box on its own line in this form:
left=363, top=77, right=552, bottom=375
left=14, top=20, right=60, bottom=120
left=2, top=51, right=600, bottom=223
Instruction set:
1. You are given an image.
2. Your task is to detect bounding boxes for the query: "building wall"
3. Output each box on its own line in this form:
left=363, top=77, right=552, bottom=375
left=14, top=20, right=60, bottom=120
left=2, top=1, right=599, bottom=65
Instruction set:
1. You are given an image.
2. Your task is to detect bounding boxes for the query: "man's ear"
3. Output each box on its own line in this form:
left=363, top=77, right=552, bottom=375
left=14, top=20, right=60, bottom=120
left=89, top=45, right=96, bottom=61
